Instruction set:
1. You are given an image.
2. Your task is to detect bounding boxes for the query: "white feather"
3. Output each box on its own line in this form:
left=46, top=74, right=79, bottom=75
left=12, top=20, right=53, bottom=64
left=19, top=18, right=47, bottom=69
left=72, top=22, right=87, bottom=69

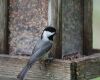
left=42, top=31, right=55, bottom=41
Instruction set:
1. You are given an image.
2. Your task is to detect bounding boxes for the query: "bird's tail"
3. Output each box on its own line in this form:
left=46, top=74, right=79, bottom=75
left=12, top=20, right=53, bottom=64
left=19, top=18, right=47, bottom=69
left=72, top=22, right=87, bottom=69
left=17, top=54, right=38, bottom=80
left=17, top=63, right=32, bottom=80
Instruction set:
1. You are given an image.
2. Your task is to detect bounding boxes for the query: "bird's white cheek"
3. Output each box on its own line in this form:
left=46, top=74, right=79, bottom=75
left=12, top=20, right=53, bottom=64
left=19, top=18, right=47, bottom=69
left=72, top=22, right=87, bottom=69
left=43, top=31, right=54, bottom=37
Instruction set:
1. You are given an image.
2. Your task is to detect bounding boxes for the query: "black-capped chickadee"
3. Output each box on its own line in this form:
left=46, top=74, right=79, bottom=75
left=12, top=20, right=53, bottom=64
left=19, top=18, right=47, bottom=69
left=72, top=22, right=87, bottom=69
left=17, top=26, right=56, bottom=80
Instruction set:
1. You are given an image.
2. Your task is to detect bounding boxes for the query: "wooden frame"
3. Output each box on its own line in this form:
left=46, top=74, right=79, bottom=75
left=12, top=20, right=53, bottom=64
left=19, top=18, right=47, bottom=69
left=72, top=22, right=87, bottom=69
left=83, top=0, right=100, bottom=54
left=48, top=0, right=96, bottom=57
left=83, top=0, right=93, bottom=55
left=0, top=54, right=71, bottom=80
left=92, top=49, right=100, bottom=53
left=0, top=54, right=99, bottom=80
left=0, top=0, right=96, bottom=56
left=0, top=0, right=100, bottom=80
left=48, top=0, right=62, bottom=59
left=0, top=0, right=8, bottom=54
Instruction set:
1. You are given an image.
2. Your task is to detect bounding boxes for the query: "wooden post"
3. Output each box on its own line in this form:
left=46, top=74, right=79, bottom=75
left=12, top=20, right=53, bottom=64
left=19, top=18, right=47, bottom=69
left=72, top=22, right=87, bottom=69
left=48, top=0, right=62, bottom=59
left=83, top=0, right=93, bottom=55
left=0, top=0, right=8, bottom=53
left=62, top=0, right=83, bottom=57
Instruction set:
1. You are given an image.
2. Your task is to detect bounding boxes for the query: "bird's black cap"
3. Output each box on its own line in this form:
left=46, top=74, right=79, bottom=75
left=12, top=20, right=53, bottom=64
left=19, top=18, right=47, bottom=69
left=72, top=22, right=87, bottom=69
left=44, top=26, right=56, bottom=33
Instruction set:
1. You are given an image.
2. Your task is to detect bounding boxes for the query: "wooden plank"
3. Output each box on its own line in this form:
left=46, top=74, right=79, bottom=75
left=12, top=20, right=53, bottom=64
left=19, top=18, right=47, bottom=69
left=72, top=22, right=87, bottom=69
left=73, top=53, right=100, bottom=80
left=83, top=0, right=93, bottom=55
left=62, top=0, right=83, bottom=57
left=48, top=0, right=62, bottom=59
left=0, top=54, right=99, bottom=80
left=92, top=49, right=100, bottom=53
left=0, top=55, right=71, bottom=80
left=0, top=0, right=7, bottom=53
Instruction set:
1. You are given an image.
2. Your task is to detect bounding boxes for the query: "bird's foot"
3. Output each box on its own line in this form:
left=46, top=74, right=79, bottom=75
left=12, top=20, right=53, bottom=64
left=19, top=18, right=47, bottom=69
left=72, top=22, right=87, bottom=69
left=45, top=58, right=54, bottom=64
left=44, top=58, right=53, bottom=67
left=40, top=58, right=54, bottom=69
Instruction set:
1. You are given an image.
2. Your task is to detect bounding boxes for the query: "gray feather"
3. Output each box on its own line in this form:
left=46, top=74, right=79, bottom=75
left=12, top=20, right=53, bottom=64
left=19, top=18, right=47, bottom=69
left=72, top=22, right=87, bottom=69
left=17, top=39, right=52, bottom=80
left=32, top=39, right=51, bottom=53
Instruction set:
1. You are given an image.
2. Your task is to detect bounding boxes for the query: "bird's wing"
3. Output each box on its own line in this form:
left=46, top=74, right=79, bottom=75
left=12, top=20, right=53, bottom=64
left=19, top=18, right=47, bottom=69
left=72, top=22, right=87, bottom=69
left=31, top=39, right=44, bottom=54
left=17, top=41, right=52, bottom=80
left=28, top=41, right=52, bottom=64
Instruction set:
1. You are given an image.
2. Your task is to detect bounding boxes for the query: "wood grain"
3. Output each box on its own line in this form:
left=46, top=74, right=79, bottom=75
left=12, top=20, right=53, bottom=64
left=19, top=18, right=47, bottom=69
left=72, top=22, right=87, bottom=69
left=62, top=0, right=83, bottom=56
left=73, top=53, right=100, bottom=80
left=0, top=55, right=71, bottom=80
left=0, top=53, right=99, bottom=80
left=83, top=0, right=93, bottom=55
left=0, top=0, right=7, bottom=53
left=48, top=0, right=62, bottom=59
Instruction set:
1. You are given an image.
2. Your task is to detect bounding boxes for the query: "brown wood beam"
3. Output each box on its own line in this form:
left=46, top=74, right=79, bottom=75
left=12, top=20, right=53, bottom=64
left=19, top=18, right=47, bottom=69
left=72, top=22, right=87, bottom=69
left=83, top=0, right=93, bottom=55
left=48, top=0, right=62, bottom=59
left=92, top=49, right=100, bottom=53
left=0, top=0, right=8, bottom=54
left=0, top=54, right=71, bottom=80
left=74, top=53, right=100, bottom=80
left=0, top=53, right=99, bottom=80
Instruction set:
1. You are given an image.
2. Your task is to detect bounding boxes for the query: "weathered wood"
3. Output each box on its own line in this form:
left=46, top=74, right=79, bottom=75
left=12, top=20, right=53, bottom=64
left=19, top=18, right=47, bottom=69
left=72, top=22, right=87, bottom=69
left=55, top=0, right=62, bottom=59
left=83, top=0, right=93, bottom=55
left=0, top=0, right=7, bottom=53
left=0, top=54, right=100, bottom=80
left=48, top=0, right=62, bottom=59
left=92, top=49, right=100, bottom=53
left=62, top=0, right=83, bottom=57
left=73, top=54, right=100, bottom=80
left=0, top=55, right=71, bottom=80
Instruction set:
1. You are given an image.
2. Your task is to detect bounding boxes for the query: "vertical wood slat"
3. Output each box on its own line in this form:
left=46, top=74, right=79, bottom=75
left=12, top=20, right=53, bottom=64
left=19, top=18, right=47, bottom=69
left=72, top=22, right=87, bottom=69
left=55, top=0, right=62, bottom=59
left=83, top=0, right=93, bottom=55
left=48, top=0, right=62, bottom=59
left=62, top=0, right=83, bottom=56
left=0, top=0, right=7, bottom=53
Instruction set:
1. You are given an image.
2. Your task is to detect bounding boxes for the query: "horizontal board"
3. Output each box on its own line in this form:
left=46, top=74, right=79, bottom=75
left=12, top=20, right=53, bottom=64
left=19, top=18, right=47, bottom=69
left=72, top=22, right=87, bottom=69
left=0, top=54, right=100, bottom=80
left=0, top=55, right=71, bottom=80
left=74, top=53, right=100, bottom=80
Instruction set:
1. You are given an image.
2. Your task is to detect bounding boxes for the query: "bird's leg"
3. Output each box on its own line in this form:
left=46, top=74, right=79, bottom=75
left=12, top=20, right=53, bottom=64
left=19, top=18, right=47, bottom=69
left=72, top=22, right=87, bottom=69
left=39, top=51, right=54, bottom=68
left=44, top=57, right=54, bottom=64
left=43, top=57, right=53, bottom=68
left=44, top=51, right=54, bottom=65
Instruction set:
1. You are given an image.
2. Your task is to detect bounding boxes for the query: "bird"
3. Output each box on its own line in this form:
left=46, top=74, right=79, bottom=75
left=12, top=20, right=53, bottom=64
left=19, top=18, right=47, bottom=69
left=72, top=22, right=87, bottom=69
left=17, top=26, right=56, bottom=80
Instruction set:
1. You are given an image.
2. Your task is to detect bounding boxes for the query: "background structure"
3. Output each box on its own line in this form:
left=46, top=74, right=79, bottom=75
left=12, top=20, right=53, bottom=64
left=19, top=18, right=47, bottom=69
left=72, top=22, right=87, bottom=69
left=9, top=0, right=84, bottom=57
left=62, top=0, right=83, bottom=56
left=9, top=0, right=48, bottom=55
